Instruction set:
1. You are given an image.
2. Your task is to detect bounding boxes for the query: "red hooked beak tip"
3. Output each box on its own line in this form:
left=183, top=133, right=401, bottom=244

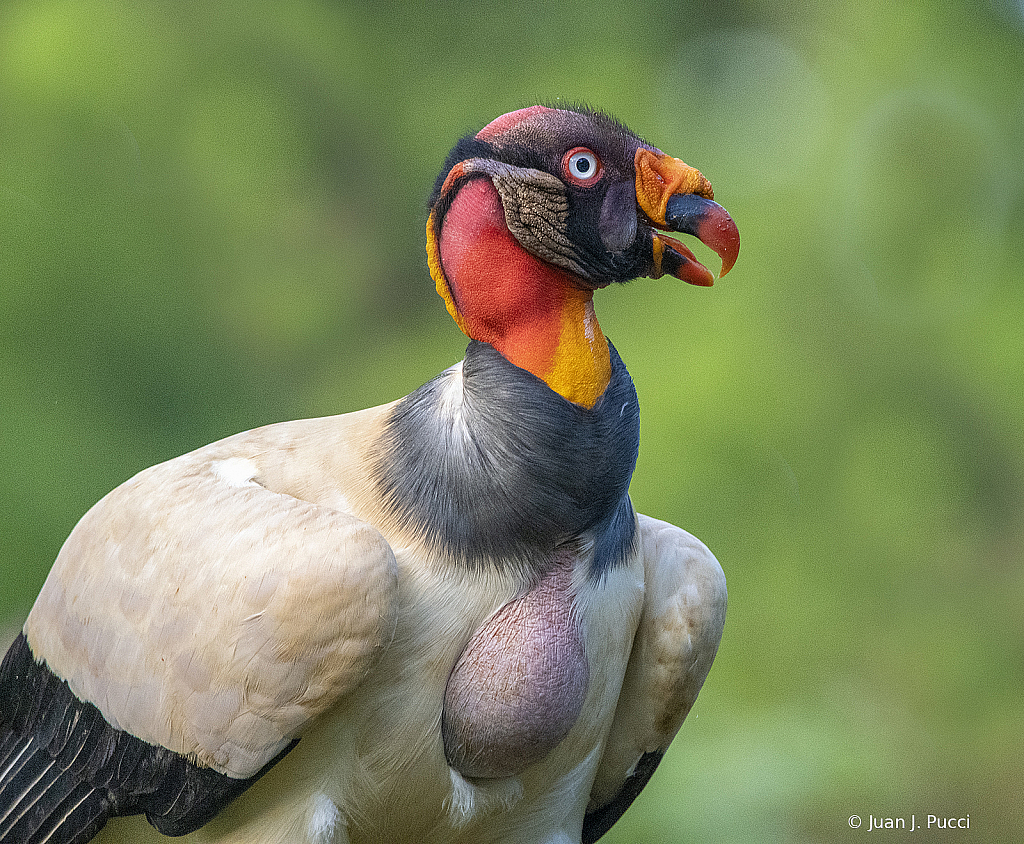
left=634, top=149, right=739, bottom=283
left=665, top=194, right=740, bottom=280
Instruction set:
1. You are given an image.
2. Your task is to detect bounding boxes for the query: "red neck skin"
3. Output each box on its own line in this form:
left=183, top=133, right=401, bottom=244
left=437, top=178, right=610, bottom=407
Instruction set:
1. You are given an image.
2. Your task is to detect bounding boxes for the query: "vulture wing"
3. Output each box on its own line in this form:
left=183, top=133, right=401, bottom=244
left=584, top=515, right=727, bottom=843
left=1, top=437, right=398, bottom=841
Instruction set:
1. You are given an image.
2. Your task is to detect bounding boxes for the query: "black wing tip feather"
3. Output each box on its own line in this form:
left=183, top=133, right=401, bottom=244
left=582, top=751, right=665, bottom=844
left=0, top=729, right=111, bottom=844
left=0, top=633, right=294, bottom=843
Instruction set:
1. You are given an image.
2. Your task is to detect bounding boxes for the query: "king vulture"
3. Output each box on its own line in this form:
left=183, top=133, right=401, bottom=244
left=0, top=104, right=736, bottom=844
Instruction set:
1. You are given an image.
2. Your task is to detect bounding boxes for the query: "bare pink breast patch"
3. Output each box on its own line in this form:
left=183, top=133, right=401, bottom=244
left=441, top=553, right=589, bottom=779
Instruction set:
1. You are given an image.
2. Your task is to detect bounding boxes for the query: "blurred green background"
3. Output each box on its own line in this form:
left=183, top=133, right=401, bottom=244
left=1, top=0, right=1022, bottom=841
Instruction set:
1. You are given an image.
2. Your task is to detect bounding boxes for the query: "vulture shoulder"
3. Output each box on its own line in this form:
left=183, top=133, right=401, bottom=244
left=584, top=514, right=726, bottom=843
left=22, top=410, right=400, bottom=783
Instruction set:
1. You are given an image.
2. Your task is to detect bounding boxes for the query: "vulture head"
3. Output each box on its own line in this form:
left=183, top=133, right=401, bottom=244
left=424, top=104, right=739, bottom=407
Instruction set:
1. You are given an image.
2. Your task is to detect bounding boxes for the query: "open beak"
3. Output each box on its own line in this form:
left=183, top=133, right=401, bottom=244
left=635, top=148, right=740, bottom=286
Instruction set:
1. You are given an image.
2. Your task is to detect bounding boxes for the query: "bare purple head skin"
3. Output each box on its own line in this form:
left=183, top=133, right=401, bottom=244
left=472, top=105, right=739, bottom=286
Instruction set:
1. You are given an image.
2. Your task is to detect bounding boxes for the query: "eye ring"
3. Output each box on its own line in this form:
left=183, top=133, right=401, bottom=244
left=562, top=147, right=603, bottom=186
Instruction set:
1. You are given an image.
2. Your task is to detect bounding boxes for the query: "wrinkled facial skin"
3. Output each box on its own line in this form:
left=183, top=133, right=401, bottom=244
left=475, top=107, right=661, bottom=286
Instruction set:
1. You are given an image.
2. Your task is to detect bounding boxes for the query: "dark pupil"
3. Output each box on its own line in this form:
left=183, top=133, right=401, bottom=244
left=575, top=156, right=591, bottom=174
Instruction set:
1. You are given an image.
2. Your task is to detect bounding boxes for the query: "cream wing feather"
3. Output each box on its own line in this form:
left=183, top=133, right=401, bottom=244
left=24, top=421, right=399, bottom=781
left=585, top=514, right=726, bottom=840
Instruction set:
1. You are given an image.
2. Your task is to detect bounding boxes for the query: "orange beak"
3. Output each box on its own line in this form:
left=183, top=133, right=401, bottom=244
left=634, top=148, right=740, bottom=286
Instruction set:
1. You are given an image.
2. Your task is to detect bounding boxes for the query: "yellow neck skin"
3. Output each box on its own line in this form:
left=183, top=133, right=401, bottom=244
left=543, top=292, right=611, bottom=408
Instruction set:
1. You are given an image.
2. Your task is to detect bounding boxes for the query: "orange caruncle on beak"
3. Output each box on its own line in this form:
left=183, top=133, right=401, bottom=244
left=635, top=148, right=715, bottom=222
left=634, top=148, right=739, bottom=286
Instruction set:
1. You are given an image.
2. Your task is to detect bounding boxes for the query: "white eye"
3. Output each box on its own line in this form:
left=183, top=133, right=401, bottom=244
left=568, top=151, right=598, bottom=178
left=563, top=148, right=602, bottom=185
